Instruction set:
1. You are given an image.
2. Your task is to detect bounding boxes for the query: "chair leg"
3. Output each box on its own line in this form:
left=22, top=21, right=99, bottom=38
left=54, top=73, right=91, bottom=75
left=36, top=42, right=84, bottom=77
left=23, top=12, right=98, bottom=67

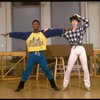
left=61, top=57, right=65, bottom=73
left=36, top=64, right=39, bottom=80
left=77, top=59, right=81, bottom=79
left=54, top=57, right=65, bottom=81
left=54, top=57, right=57, bottom=81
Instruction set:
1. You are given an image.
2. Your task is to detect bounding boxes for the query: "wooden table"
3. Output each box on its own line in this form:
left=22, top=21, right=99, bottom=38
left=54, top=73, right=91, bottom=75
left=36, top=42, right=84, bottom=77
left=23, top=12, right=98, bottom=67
left=44, top=44, right=94, bottom=78
left=93, top=49, right=100, bottom=77
left=0, top=52, right=26, bottom=80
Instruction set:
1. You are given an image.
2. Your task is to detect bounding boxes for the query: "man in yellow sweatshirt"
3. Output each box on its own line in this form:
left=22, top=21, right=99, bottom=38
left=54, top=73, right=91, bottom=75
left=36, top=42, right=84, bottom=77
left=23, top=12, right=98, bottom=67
left=2, top=20, right=65, bottom=92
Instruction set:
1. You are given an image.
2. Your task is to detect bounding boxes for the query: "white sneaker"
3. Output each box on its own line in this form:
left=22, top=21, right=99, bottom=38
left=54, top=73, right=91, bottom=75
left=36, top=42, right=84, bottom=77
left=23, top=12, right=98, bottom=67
left=61, top=87, right=67, bottom=91
left=86, top=87, right=91, bottom=91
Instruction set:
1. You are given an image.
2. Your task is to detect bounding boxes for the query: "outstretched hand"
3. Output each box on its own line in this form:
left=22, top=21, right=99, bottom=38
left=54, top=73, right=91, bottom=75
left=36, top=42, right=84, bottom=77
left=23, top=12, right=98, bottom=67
left=1, top=33, right=9, bottom=37
left=44, top=29, right=48, bottom=32
left=64, top=28, right=68, bottom=32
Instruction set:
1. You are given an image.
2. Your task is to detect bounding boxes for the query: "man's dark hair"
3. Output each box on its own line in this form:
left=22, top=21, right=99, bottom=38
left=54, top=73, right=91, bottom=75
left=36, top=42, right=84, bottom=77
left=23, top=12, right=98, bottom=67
left=70, top=15, right=80, bottom=23
left=32, top=19, right=40, bottom=25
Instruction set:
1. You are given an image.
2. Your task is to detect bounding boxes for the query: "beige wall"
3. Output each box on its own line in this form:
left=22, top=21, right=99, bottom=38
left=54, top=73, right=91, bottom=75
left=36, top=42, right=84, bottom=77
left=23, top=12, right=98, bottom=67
left=86, top=2, right=100, bottom=49
left=41, top=2, right=51, bottom=45
left=0, top=2, right=12, bottom=52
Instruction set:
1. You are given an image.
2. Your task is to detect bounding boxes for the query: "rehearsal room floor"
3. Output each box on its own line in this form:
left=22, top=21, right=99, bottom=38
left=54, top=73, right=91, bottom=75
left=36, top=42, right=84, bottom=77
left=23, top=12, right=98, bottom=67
left=0, top=76, right=100, bottom=99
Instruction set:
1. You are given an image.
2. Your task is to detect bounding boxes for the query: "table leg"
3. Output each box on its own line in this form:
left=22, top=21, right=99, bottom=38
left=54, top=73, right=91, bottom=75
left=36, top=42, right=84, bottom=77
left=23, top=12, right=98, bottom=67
left=1, top=56, right=4, bottom=79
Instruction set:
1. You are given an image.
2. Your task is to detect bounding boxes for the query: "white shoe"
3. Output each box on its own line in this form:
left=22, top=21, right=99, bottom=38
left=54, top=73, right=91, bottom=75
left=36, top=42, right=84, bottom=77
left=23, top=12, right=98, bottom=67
left=61, top=87, right=67, bottom=91
left=86, top=87, right=91, bottom=91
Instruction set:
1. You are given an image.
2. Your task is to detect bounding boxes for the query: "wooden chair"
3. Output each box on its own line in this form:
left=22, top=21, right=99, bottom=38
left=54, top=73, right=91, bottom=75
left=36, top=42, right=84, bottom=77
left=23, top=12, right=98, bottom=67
left=54, top=56, right=65, bottom=80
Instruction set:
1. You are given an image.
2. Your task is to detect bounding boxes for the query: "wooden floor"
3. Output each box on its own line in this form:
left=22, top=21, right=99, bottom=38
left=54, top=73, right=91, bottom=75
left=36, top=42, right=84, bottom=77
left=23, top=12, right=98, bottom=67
left=0, top=76, right=100, bottom=99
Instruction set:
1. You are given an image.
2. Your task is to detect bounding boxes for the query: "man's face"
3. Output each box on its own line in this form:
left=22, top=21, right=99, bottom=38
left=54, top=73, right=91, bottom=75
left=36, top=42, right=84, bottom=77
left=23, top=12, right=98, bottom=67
left=32, top=21, right=40, bottom=30
left=71, top=20, right=78, bottom=28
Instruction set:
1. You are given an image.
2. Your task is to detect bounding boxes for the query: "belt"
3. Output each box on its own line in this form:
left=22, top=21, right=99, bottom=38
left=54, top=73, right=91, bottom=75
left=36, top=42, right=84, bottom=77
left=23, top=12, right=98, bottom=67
left=34, top=51, right=43, bottom=56
left=70, top=44, right=83, bottom=49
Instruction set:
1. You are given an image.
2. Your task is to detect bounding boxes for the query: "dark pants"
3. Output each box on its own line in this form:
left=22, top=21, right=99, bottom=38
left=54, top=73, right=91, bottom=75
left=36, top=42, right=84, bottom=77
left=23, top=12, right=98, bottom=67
left=21, top=51, right=53, bottom=82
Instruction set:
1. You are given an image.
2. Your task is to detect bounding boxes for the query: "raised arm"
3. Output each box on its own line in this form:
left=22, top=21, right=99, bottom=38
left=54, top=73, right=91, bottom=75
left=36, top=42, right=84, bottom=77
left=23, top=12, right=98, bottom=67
left=74, top=14, right=89, bottom=30
left=1, top=32, right=32, bottom=40
left=42, top=28, right=65, bottom=38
